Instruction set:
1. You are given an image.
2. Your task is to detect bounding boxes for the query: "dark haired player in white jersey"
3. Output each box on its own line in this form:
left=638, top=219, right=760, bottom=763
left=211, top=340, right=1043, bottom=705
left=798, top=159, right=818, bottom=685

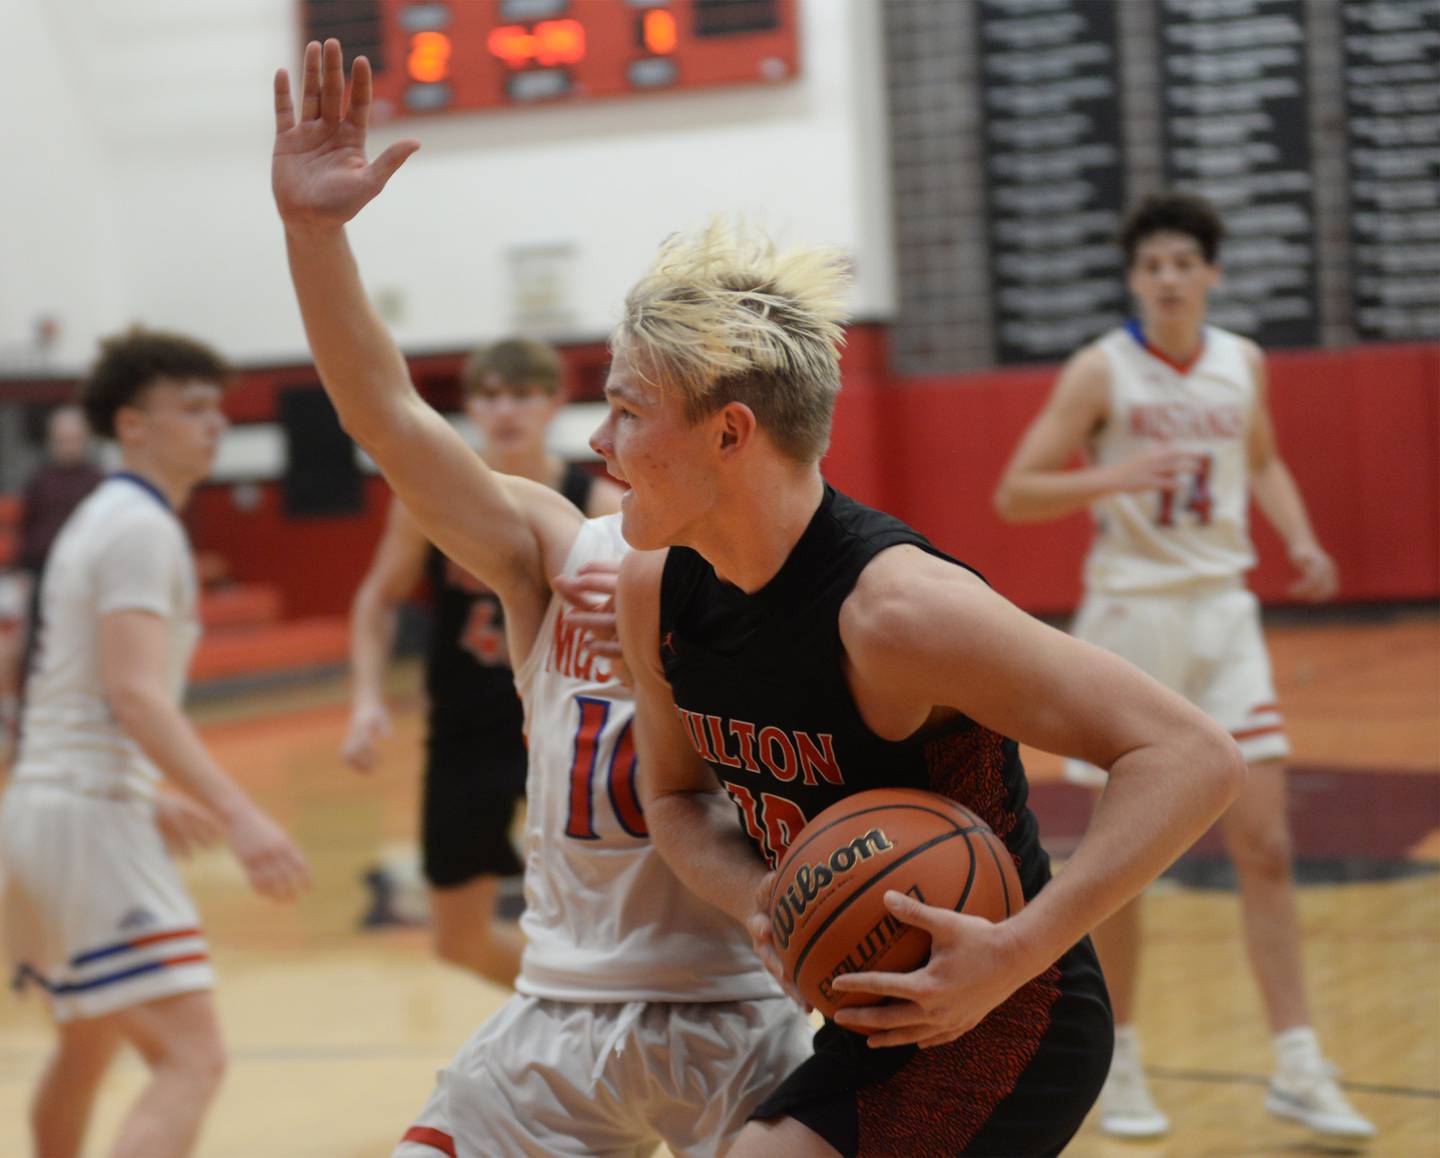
left=343, top=337, right=619, bottom=987
left=0, top=329, right=310, bottom=1157
left=272, top=41, right=812, bottom=1156
left=594, top=225, right=1245, bottom=1152
left=994, top=190, right=1375, bottom=1141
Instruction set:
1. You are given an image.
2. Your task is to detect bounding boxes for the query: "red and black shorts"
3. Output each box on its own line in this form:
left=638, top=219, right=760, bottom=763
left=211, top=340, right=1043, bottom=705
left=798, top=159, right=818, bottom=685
left=750, top=939, right=1112, bottom=1157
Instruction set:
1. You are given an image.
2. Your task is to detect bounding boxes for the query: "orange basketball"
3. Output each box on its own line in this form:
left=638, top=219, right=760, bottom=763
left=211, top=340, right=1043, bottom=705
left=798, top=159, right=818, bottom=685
left=768, top=787, right=1023, bottom=1020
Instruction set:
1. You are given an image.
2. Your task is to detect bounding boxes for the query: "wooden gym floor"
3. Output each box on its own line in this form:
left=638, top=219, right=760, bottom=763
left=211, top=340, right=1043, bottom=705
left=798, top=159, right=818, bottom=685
left=0, top=609, right=1435, bottom=1156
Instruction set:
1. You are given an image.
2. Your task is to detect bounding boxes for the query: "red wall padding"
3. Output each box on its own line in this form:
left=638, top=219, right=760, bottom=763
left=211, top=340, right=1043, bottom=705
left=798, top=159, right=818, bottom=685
left=868, top=341, right=1439, bottom=614
left=185, top=332, right=1439, bottom=619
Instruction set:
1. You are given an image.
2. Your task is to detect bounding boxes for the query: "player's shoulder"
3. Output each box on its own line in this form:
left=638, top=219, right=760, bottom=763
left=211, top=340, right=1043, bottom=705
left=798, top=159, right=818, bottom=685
left=842, top=545, right=989, bottom=658
left=86, top=480, right=179, bottom=541
left=618, top=544, right=669, bottom=598
left=1046, top=340, right=1114, bottom=419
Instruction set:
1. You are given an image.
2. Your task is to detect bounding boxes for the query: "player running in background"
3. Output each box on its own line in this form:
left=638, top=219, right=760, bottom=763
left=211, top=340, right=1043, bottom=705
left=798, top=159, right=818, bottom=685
left=0, top=329, right=309, bottom=1158
left=993, top=191, right=1375, bottom=1141
left=599, top=218, right=1245, bottom=1154
left=272, top=41, right=812, bottom=1157
left=343, top=338, right=618, bottom=986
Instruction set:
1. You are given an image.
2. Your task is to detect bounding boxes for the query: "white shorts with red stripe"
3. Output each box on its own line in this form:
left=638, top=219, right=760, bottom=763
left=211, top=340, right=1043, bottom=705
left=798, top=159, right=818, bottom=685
left=1064, top=583, right=1290, bottom=787
left=393, top=993, right=814, bottom=1158
left=0, top=782, right=213, bottom=1023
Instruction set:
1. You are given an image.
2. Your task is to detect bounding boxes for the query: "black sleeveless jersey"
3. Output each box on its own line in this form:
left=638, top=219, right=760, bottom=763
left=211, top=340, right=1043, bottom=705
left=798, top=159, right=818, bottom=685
left=423, top=462, right=594, bottom=743
left=658, top=483, right=1051, bottom=901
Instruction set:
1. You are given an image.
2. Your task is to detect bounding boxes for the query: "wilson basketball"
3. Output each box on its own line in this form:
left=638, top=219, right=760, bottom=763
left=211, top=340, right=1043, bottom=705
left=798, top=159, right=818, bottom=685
left=768, top=787, right=1023, bottom=1020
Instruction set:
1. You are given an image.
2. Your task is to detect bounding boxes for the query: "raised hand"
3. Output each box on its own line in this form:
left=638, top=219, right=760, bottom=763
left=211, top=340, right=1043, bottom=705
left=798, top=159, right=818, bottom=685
left=273, top=39, right=420, bottom=229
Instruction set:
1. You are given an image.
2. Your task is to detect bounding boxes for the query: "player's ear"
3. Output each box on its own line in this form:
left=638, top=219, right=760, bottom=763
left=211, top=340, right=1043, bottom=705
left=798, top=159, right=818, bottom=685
left=717, top=401, right=757, bottom=456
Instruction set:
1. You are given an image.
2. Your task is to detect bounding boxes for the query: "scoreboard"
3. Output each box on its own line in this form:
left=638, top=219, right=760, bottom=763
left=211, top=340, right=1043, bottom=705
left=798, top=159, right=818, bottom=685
left=301, top=0, right=799, bottom=117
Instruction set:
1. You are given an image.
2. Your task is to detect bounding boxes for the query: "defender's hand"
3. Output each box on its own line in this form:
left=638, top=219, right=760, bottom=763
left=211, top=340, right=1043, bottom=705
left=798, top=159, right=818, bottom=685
left=829, top=889, right=1027, bottom=1048
left=272, top=39, right=419, bottom=229
left=341, top=700, right=392, bottom=773
left=553, top=561, right=631, bottom=685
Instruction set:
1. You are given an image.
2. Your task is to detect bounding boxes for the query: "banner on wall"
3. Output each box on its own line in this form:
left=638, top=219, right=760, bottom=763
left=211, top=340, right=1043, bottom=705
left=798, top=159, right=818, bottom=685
left=1156, top=0, right=1320, bottom=347
left=976, top=0, right=1129, bottom=365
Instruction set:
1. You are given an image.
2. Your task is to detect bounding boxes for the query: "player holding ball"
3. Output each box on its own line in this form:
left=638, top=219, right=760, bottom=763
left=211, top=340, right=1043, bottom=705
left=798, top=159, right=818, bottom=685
left=603, top=225, right=1247, bottom=1155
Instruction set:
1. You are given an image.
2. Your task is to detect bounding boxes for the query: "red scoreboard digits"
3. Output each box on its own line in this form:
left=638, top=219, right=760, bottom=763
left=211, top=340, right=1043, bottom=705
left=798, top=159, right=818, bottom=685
left=300, top=0, right=799, bottom=117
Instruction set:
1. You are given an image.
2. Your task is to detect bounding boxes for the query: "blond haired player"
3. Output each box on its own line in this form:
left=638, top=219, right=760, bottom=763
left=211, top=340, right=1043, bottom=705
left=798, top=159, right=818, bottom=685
left=590, top=229, right=1243, bottom=1151
left=344, top=338, right=619, bottom=987
left=994, top=191, right=1375, bottom=1141
left=0, top=329, right=310, bottom=1158
left=272, top=41, right=812, bottom=1157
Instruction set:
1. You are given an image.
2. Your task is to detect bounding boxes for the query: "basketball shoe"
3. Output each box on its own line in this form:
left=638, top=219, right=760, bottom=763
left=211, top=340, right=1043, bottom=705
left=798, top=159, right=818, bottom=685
left=1267, top=1030, right=1376, bottom=1139
left=1098, top=1027, right=1170, bottom=1138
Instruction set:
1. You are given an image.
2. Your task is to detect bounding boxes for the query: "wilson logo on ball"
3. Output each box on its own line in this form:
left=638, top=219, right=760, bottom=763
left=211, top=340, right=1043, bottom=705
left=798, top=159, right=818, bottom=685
left=771, top=827, right=895, bottom=951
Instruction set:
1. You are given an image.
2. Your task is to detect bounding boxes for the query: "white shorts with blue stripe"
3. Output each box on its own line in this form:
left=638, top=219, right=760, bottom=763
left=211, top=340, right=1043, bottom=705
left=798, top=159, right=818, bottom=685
left=1, top=782, right=213, bottom=1023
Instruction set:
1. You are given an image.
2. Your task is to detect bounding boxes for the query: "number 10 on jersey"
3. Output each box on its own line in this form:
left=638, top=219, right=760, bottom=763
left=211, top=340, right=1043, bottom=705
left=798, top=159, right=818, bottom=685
left=565, top=696, right=648, bottom=841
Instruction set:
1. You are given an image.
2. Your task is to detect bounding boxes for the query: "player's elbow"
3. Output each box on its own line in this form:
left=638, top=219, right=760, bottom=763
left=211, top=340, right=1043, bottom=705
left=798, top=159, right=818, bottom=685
left=991, top=477, right=1021, bottom=523
left=991, top=475, right=1038, bottom=524
left=106, top=680, right=170, bottom=734
left=1189, top=721, right=1248, bottom=816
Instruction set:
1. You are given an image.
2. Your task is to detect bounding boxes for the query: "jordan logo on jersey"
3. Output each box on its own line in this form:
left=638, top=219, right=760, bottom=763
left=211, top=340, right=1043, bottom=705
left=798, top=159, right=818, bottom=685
left=675, top=708, right=846, bottom=786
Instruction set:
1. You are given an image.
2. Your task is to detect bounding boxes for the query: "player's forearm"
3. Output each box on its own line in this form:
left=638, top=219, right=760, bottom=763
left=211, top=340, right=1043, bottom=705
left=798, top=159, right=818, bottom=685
left=348, top=582, right=398, bottom=708
left=1251, top=459, right=1320, bottom=553
left=110, top=687, right=253, bottom=825
left=1004, top=725, right=1244, bottom=978
left=993, top=465, right=1118, bottom=523
left=283, top=223, right=421, bottom=450
left=646, top=789, right=769, bottom=925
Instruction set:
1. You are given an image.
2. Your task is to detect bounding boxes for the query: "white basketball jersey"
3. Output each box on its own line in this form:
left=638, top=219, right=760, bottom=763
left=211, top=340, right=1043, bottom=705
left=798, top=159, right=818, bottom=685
left=512, top=515, right=781, bottom=1003
left=14, top=476, right=200, bottom=799
left=1083, top=324, right=1258, bottom=595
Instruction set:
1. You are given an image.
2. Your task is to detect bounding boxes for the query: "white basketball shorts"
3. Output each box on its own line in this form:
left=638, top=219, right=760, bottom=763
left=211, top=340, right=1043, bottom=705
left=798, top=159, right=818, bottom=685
left=1065, top=583, right=1289, bottom=786
left=0, top=782, right=213, bottom=1022
left=394, top=993, right=814, bottom=1158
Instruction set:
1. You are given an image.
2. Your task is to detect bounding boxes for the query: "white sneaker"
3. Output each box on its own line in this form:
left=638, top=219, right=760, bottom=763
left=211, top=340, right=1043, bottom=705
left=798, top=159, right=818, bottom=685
left=1266, top=1063, right=1377, bottom=1140
left=1099, top=1056, right=1171, bottom=1139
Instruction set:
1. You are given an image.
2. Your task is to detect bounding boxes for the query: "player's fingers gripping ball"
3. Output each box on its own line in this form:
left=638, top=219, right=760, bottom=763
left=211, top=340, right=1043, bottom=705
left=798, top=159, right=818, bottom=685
left=767, top=787, right=1024, bottom=1020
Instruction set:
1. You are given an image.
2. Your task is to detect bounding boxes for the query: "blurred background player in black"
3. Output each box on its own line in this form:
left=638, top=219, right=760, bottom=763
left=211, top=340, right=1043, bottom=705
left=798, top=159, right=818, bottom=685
left=342, top=339, right=620, bottom=985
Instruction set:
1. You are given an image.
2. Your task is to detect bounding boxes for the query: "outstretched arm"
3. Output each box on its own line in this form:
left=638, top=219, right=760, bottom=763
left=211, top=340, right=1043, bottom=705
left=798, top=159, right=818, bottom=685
left=272, top=40, right=578, bottom=616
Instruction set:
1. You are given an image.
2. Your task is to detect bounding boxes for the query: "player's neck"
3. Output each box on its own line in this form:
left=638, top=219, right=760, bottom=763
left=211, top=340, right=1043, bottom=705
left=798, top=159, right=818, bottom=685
left=485, top=444, right=561, bottom=487
left=1138, top=315, right=1205, bottom=367
left=694, top=466, right=826, bottom=595
left=115, top=456, right=192, bottom=509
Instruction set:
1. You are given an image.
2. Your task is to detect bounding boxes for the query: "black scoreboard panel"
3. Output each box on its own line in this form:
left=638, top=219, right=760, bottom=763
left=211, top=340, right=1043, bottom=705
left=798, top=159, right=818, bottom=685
left=1341, top=0, right=1440, bottom=342
left=976, top=0, right=1129, bottom=365
left=300, top=0, right=798, bottom=116
left=1157, top=0, right=1320, bottom=349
